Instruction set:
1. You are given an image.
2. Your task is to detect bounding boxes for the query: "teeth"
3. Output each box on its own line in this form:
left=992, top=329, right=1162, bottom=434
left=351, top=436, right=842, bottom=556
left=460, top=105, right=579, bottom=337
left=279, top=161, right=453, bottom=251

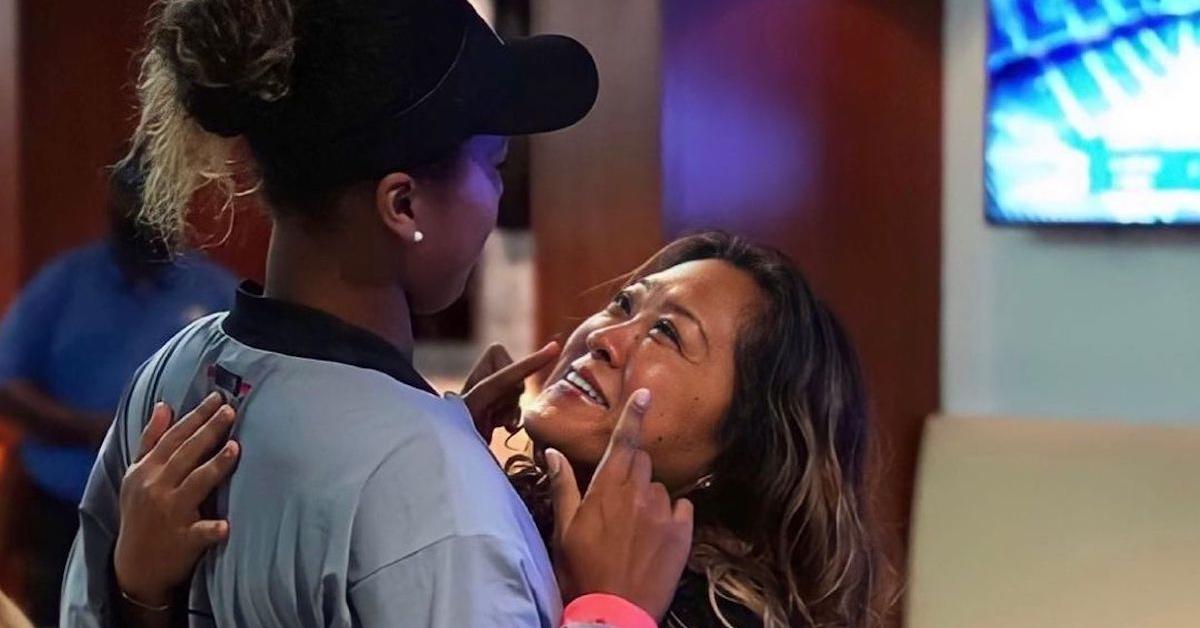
left=566, top=370, right=605, bottom=406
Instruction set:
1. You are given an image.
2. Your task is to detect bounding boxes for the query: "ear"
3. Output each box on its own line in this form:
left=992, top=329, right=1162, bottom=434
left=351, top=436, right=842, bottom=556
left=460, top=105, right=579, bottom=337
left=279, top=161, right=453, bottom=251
left=375, top=171, right=421, bottom=243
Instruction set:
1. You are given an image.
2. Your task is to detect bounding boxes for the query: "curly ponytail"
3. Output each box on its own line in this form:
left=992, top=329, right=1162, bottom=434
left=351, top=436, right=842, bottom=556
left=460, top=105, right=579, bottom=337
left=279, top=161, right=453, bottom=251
left=123, top=0, right=296, bottom=248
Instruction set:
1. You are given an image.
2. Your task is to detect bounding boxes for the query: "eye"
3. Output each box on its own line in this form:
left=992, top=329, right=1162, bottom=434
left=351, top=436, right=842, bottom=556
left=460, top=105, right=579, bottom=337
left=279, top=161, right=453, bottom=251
left=609, top=291, right=633, bottom=315
left=652, top=319, right=682, bottom=349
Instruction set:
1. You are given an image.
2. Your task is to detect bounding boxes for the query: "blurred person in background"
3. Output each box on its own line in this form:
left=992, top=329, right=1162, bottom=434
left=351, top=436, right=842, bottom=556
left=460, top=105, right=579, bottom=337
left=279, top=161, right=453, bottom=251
left=0, top=158, right=236, bottom=625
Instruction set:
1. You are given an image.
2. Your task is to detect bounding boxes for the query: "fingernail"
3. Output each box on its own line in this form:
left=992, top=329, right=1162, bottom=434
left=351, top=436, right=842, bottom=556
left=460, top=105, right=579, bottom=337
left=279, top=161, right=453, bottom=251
left=545, top=449, right=561, bottom=476
left=218, top=405, right=235, bottom=421
left=632, top=389, right=651, bottom=411
left=153, top=401, right=167, bottom=413
left=223, top=441, right=238, bottom=457
left=206, top=391, right=222, bottom=404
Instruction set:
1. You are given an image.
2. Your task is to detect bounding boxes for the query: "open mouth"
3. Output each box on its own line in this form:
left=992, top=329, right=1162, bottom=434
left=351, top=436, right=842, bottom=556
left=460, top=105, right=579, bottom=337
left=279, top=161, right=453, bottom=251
left=564, top=367, right=609, bottom=409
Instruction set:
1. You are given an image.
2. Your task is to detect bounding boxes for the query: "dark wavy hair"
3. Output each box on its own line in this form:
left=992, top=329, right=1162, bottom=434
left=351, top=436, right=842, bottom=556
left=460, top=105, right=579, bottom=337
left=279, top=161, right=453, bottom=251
left=508, top=231, right=891, bottom=627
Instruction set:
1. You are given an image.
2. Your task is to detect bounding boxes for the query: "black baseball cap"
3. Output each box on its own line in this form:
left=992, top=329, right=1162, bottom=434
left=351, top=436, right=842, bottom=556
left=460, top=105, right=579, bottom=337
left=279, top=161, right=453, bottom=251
left=187, top=0, right=598, bottom=187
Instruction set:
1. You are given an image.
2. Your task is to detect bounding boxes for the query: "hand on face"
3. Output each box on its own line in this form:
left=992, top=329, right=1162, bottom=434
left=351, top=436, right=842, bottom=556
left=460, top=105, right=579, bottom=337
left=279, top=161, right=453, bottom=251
left=115, top=394, right=239, bottom=607
left=547, top=389, right=694, bottom=621
left=460, top=341, right=560, bottom=441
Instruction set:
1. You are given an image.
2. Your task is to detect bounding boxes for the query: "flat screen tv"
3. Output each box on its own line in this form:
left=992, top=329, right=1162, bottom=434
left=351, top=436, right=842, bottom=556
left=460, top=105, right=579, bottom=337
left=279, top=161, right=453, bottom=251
left=986, top=0, right=1200, bottom=225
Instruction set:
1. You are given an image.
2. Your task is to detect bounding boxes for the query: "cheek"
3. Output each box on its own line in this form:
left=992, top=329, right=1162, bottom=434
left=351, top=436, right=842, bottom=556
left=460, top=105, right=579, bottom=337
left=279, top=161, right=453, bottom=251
left=628, top=361, right=728, bottom=486
left=465, top=165, right=501, bottom=226
left=633, top=365, right=709, bottom=444
left=405, top=192, right=492, bottom=312
left=459, top=174, right=499, bottom=262
left=525, top=316, right=611, bottom=460
left=433, top=169, right=498, bottom=270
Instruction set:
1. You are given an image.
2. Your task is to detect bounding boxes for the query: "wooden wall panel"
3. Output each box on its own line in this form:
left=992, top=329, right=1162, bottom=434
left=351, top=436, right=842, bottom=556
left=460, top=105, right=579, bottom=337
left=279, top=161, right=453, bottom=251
left=530, top=0, right=666, bottom=344
left=0, top=0, right=22, bottom=600
left=18, top=0, right=151, bottom=276
left=661, top=0, right=943, bottom=574
left=0, top=0, right=19, bottom=310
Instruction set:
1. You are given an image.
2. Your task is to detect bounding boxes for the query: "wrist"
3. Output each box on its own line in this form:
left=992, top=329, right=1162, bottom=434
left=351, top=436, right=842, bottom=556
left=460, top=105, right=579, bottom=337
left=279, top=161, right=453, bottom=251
left=119, top=587, right=172, bottom=613
left=119, top=580, right=172, bottom=608
left=115, top=564, right=172, bottom=608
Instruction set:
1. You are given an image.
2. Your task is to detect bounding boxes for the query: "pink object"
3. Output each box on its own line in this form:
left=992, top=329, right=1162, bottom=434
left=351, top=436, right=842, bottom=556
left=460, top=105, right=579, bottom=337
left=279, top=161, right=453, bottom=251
left=561, top=593, right=657, bottom=628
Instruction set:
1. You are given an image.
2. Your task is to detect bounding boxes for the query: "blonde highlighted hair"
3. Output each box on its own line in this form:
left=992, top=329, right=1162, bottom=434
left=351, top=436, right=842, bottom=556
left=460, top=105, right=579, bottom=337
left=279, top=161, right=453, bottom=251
left=121, top=0, right=295, bottom=249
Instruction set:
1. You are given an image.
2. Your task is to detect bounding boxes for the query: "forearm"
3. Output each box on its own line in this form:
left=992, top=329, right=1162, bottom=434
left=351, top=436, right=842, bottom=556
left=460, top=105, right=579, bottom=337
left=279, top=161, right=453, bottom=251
left=0, top=381, right=106, bottom=444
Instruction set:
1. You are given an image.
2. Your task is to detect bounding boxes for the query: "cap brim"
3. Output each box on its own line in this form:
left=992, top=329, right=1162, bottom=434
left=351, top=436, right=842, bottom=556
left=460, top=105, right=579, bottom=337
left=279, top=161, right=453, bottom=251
left=480, top=33, right=599, bottom=135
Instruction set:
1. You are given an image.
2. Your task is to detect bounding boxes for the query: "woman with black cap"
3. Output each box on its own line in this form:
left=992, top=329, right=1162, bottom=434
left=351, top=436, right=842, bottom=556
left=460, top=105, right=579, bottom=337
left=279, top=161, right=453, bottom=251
left=60, top=1, right=691, bottom=627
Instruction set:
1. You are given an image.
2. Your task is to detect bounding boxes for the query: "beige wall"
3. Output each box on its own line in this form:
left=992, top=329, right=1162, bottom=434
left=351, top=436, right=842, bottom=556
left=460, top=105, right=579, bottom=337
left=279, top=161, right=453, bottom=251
left=908, top=415, right=1200, bottom=627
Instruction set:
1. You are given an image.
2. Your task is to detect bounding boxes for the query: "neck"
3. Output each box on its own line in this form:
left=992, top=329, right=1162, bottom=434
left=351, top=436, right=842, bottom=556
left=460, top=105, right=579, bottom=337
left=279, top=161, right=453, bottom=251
left=109, top=230, right=166, bottom=285
left=264, top=221, right=414, bottom=356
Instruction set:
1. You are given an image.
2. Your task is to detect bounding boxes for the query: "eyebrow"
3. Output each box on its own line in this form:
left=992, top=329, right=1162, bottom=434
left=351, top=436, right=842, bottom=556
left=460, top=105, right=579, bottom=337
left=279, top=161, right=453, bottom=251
left=637, top=278, right=711, bottom=353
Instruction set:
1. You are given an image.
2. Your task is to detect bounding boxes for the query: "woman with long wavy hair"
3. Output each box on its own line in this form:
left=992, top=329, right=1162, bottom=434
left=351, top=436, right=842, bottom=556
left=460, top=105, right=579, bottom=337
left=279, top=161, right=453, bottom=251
left=511, top=231, right=889, bottom=627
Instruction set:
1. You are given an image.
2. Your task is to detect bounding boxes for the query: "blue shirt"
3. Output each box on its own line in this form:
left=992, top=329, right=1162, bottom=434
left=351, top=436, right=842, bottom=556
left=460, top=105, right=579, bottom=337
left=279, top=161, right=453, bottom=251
left=0, top=241, right=236, bottom=502
left=62, top=285, right=560, bottom=627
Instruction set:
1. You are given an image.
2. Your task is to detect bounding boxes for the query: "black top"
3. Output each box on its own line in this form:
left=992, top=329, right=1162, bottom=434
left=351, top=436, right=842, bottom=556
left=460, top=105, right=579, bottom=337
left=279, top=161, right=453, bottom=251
left=222, top=281, right=435, bottom=394
left=665, top=569, right=764, bottom=628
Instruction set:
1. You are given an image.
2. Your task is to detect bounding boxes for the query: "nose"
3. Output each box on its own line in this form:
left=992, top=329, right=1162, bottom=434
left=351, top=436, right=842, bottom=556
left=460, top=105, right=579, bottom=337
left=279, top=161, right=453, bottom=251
left=585, top=321, right=639, bottom=368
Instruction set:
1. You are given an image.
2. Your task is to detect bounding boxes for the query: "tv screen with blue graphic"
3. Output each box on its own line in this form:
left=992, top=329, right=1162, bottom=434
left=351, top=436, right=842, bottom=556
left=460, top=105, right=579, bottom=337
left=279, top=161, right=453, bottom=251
left=986, top=0, right=1200, bottom=225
